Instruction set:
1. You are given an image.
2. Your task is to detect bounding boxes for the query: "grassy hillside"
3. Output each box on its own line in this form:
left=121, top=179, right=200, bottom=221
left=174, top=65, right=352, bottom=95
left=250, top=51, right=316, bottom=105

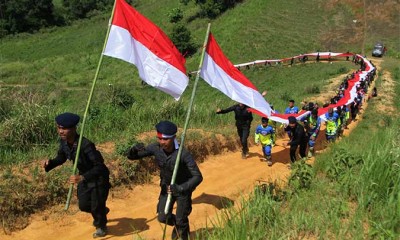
left=0, top=0, right=344, bottom=163
left=0, top=0, right=399, bottom=234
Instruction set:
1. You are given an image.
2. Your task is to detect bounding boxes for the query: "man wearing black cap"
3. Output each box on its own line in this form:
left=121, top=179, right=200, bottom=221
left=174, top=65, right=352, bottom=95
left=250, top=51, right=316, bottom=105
left=285, top=116, right=308, bottom=166
left=216, top=103, right=253, bottom=159
left=126, top=120, right=203, bottom=240
left=43, top=112, right=110, bottom=238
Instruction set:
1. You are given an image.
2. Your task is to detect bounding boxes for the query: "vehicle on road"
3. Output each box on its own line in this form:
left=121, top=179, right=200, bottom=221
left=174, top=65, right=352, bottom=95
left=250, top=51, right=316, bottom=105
left=372, top=42, right=386, bottom=57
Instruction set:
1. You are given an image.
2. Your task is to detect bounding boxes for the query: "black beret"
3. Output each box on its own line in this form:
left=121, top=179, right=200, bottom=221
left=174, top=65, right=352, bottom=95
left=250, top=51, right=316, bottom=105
left=55, top=112, right=80, bottom=128
left=155, top=121, right=177, bottom=136
left=288, top=116, right=297, bottom=124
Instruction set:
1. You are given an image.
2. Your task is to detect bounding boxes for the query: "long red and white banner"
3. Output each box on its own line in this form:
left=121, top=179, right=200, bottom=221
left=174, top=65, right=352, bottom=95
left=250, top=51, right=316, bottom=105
left=248, top=53, right=374, bottom=123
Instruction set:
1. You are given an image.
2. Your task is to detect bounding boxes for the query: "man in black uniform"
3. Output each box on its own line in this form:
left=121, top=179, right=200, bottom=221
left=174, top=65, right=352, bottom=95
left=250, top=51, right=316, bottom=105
left=43, top=112, right=110, bottom=238
left=216, top=103, right=253, bottom=159
left=126, top=121, right=203, bottom=240
left=285, top=116, right=308, bottom=166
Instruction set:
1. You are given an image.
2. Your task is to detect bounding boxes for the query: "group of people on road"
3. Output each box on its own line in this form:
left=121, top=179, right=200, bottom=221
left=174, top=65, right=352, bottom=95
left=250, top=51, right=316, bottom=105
left=217, top=58, right=377, bottom=168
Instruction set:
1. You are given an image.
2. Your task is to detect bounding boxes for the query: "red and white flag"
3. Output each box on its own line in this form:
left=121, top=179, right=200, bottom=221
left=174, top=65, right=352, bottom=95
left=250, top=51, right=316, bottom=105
left=103, top=0, right=188, bottom=100
left=200, top=33, right=272, bottom=117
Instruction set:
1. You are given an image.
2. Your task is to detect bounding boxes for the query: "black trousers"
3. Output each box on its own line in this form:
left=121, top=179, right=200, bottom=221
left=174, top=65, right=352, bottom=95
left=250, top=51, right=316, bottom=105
left=289, top=143, right=307, bottom=163
left=157, top=192, right=192, bottom=240
left=236, top=123, right=251, bottom=154
left=77, top=181, right=110, bottom=228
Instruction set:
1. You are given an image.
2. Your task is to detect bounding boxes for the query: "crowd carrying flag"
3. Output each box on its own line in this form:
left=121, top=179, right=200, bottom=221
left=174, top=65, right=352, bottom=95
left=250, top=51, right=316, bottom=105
left=103, top=0, right=189, bottom=100
left=200, top=33, right=272, bottom=117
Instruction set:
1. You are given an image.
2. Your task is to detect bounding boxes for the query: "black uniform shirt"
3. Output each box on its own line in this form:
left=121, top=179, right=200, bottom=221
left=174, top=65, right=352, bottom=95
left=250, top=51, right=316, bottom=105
left=127, top=142, right=203, bottom=194
left=45, top=135, right=109, bottom=182
left=217, top=104, right=253, bottom=126
left=285, top=124, right=307, bottom=146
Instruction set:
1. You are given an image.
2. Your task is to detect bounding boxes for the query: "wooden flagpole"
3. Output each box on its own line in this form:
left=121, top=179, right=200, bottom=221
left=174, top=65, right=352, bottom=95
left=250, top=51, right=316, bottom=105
left=163, top=23, right=211, bottom=215
left=64, top=0, right=118, bottom=210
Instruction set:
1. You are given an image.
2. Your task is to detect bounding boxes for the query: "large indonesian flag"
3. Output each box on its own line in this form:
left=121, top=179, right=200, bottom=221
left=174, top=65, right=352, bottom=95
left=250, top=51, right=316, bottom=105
left=200, top=33, right=272, bottom=117
left=103, top=0, right=188, bottom=100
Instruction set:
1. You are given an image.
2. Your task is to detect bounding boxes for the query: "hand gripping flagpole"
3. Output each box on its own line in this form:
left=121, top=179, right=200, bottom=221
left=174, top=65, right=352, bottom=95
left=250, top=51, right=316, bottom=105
left=64, top=0, right=118, bottom=211
left=163, top=23, right=211, bottom=216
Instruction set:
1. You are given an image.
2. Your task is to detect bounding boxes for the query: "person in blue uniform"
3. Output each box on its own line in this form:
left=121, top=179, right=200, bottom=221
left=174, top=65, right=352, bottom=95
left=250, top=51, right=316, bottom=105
left=285, top=100, right=299, bottom=114
left=255, top=117, right=275, bottom=166
left=126, top=121, right=203, bottom=240
left=43, top=112, right=110, bottom=238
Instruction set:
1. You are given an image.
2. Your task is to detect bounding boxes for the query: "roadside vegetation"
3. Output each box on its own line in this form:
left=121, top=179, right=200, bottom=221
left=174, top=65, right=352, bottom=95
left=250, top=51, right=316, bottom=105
left=0, top=0, right=399, bottom=236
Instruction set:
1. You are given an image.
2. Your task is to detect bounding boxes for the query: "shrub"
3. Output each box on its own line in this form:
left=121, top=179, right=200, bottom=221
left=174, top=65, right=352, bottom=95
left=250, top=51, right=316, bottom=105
left=304, top=84, right=320, bottom=94
left=168, top=8, right=184, bottom=23
left=105, top=85, right=135, bottom=109
left=288, top=160, right=314, bottom=192
left=62, top=0, right=110, bottom=20
left=337, top=66, right=348, bottom=74
left=170, top=23, right=198, bottom=57
left=0, top=104, right=55, bottom=150
left=190, top=0, right=243, bottom=19
left=325, top=147, right=363, bottom=181
left=0, top=0, right=57, bottom=36
left=0, top=98, right=12, bottom=122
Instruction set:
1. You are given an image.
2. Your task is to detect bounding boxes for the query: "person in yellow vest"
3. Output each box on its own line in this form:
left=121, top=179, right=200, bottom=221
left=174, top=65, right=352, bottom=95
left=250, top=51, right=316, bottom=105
left=324, top=108, right=339, bottom=142
left=302, top=109, right=321, bottom=158
left=336, top=106, right=349, bottom=137
left=255, top=117, right=275, bottom=166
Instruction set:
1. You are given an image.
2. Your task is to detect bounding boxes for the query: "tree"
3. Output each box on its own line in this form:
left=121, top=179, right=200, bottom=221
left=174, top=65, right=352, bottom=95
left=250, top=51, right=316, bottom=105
left=0, top=0, right=56, bottom=36
left=168, top=8, right=184, bottom=23
left=171, top=23, right=197, bottom=57
left=62, top=0, right=111, bottom=20
left=182, top=0, right=242, bottom=19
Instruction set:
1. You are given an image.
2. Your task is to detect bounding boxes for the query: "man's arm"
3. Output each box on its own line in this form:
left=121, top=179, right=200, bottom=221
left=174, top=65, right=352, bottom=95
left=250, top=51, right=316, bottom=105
left=254, top=126, right=260, bottom=144
left=44, top=144, right=67, bottom=172
left=126, top=143, right=154, bottom=160
left=216, top=105, right=236, bottom=114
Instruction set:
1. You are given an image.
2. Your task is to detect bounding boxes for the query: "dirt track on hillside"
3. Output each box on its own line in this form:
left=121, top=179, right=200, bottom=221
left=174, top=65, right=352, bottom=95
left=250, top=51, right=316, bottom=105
left=0, top=60, right=384, bottom=240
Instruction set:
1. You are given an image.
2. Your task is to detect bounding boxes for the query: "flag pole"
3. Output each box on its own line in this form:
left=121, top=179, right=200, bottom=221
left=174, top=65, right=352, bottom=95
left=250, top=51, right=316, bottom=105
left=163, top=23, right=211, bottom=215
left=64, top=0, right=118, bottom=211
